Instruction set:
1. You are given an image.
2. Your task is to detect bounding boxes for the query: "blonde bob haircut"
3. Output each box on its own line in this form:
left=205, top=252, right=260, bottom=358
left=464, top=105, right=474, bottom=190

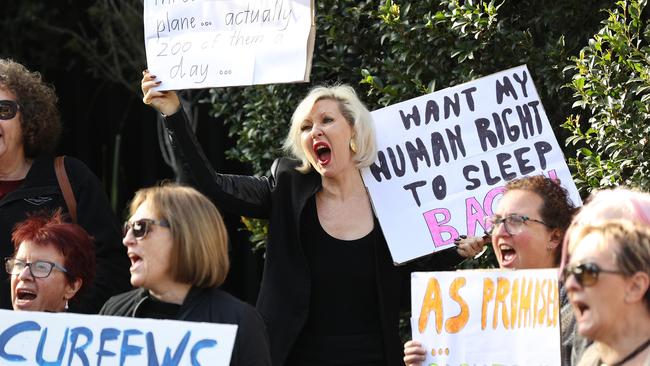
left=129, top=184, right=229, bottom=288
left=283, top=84, right=377, bottom=173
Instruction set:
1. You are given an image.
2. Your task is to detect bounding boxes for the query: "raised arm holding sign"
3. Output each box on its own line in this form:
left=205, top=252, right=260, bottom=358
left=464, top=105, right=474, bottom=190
left=140, top=75, right=483, bottom=365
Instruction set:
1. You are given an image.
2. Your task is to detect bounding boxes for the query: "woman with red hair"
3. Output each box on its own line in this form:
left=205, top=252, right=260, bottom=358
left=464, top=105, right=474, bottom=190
left=6, top=209, right=95, bottom=312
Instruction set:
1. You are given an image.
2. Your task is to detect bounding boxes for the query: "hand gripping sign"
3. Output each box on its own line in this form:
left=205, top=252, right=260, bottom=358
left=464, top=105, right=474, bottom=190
left=361, top=65, right=581, bottom=264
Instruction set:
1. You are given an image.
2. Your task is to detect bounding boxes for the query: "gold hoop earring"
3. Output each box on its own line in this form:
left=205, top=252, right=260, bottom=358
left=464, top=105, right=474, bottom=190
left=350, top=139, right=358, bottom=153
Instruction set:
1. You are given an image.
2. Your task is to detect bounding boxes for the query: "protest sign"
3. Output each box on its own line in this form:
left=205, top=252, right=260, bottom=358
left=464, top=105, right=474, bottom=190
left=412, top=269, right=561, bottom=366
left=0, top=309, right=237, bottom=365
left=143, top=0, right=315, bottom=89
left=361, top=65, right=582, bottom=264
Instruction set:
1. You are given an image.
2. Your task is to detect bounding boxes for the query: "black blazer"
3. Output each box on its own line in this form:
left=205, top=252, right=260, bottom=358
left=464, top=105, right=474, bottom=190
left=164, top=111, right=464, bottom=366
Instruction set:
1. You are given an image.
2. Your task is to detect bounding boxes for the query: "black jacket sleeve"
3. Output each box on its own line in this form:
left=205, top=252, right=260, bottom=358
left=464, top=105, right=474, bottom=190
left=163, top=110, right=274, bottom=219
left=65, top=157, right=131, bottom=314
left=230, top=305, right=272, bottom=366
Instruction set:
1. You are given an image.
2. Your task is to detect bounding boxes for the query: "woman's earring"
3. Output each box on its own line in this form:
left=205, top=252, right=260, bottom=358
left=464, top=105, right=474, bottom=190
left=64, top=299, right=69, bottom=311
left=350, top=139, right=358, bottom=153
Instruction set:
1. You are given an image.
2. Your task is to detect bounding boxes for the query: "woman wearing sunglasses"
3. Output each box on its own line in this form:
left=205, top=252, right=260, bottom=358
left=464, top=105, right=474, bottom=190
left=0, top=59, right=130, bottom=313
left=100, top=184, right=271, bottom=366
left=7, top=210, right=95, bottom=312
left=564, top=220, right=650, bottom=366
left=405, top=175, right=578, bottom=366
left=558, top=187, right=650, bottom=365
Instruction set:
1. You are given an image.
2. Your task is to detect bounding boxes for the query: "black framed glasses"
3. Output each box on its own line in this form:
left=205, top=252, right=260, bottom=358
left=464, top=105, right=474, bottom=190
left=561, top=262, right=623, bottom=287
left=0, top=100, right=20, bottom=120
left=484, top=213, right=549, bottom=236
left=123, top=218, right=170, bottom=239
left=5, top=257, right=68, bottom=278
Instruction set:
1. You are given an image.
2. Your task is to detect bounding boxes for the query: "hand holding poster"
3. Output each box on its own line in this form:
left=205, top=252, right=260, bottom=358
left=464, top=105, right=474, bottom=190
left=361, top=65, right=582, bottom=264
left=143, top=0, right=316, bottom=89
left=412, top=269, right=561, bottom=366
left=0, top=309, right=236, bottom=365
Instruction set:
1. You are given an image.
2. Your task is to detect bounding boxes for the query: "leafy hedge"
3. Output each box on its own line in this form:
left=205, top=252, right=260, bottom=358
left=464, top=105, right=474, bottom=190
left=563, top=0, right=650, bottom=192
left=205, top=0, right=637, bottom=253
left=207, top=0, right=613, bottom=173
left=10, top=1, right=646, bottom=247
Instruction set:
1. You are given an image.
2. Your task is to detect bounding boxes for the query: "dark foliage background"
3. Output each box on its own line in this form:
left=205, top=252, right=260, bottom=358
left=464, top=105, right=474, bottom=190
left=2, top=0, right=648, bottom=301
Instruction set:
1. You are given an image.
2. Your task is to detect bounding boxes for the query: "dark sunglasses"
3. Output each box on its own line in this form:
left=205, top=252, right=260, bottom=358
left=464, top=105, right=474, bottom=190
left=562, top=262, right=623, bottom=287
left=123, top=218, right=170, bottom=239
left=0, top=100, right=20, bottom=120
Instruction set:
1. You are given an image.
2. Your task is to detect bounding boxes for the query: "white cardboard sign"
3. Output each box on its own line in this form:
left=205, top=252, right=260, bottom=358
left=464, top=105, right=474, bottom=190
left=361, top=65, right=582, bottom=264
left=412, top=269, right=561, bottom=366
left=143, top=0, right=316, bottom=89
left=0, top=309, right=237, bottom=365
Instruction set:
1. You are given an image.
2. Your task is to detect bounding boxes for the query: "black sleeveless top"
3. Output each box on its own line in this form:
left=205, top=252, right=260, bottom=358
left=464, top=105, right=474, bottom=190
left=286, top=196, right=384, bottom=366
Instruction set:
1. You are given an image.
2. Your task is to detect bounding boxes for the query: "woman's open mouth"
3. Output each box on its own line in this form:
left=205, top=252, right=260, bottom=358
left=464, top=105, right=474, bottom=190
left=15, top=288, right=37, bottom=307
left=313, top=141, right=331, bottom=165
left=128, top=253, right=143, bottom=271
left=571, top=299, right=590, bottom=319
left=498, top=244, right=517, bottom=267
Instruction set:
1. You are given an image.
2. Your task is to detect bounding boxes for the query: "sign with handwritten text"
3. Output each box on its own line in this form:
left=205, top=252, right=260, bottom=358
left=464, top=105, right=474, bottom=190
left=412, top=269, right=561, bottom=366
left=143, top=0, right=315, bottom=89
left=361, top=65, right=581, bottom=264
left=0, top=309, right=237, bottom=365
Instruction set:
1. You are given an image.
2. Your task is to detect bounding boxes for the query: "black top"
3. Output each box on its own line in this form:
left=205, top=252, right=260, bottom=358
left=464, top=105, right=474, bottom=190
left=286, top=196, right=383, bottom=365
left=101, top=286, right=272, bottom=366
left=163, top=110, right=465, bottom=366
left=137, top=294, right=181, bottom=320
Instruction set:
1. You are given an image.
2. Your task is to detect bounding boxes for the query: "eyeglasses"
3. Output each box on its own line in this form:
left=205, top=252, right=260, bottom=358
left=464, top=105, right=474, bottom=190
left=5, top=257, right=68, bottom=278
left=484, top=214, right=549, bottom=236
left=0, top=100, right=20, bottom=120
left=561, top=262, right=623, bottom=287
left=123, top=218, right=170, bottom=239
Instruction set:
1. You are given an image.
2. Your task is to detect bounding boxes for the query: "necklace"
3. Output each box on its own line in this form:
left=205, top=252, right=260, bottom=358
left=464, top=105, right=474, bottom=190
left=601, top=337, right=650, bottom=366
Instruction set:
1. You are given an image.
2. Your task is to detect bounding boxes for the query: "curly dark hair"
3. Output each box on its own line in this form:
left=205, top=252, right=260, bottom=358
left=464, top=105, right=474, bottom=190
left=505, top=175, right=577, bottom=263
left=0, top=59, right=60, bottom=158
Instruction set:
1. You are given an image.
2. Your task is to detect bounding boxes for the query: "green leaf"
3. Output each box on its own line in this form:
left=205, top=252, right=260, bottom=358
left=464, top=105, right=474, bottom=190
left=579, top=148, right=594, bottom=157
